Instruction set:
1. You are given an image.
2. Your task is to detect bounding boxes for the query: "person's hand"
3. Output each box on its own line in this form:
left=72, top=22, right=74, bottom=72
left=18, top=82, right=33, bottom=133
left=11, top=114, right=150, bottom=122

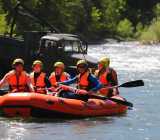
left=57, top=85, right=70, bottom=91
left=55, top=82, right=59, bottom=87
left=48, top=87, right=56, bottom=92
left=87, top=90, right=94, bottom=95
left=47, top=91, right=56, bottom=96
left=112, top=88, right=118, bottom=96
left=12, top=89, right=18, bottom=93
left=75, top=89, right=88, bottom=95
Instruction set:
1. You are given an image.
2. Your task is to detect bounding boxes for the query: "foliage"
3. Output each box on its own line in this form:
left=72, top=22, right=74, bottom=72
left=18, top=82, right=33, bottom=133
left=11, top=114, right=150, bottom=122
left=0, top=0, right=160, bottom=42
left=153, top=3, right=160, bottom=18
left=117, top=18, right=133, bottom=38
left=140, top=19, right=160, bottom=44
left=135, top=22, right=144, bottom=38
left=0, top=14, right=10, bottom=34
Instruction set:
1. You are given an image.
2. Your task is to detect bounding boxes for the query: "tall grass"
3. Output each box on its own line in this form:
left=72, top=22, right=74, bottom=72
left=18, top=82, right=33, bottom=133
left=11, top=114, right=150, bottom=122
left=0, top=14, right=10, bottom=34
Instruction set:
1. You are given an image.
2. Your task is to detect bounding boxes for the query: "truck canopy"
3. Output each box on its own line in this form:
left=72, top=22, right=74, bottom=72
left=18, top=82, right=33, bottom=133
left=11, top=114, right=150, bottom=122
left=41, top=33, right=80, bottom=41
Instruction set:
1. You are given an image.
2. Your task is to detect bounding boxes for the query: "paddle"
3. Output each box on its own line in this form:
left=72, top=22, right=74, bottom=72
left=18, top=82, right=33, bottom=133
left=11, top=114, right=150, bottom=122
left=58, top=85, right=133, bottom=107
left=105, top=80, right=144, bottom=89
left=92, top=80, right=144, bottom=107
left=118, top=80, right=144, bottom=88
left=90, top=80, right=144, bottom=107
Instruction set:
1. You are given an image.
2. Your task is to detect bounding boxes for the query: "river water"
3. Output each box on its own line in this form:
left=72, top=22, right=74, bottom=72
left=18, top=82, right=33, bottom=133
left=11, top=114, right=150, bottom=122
left=0, top=42, right=159, bottom=140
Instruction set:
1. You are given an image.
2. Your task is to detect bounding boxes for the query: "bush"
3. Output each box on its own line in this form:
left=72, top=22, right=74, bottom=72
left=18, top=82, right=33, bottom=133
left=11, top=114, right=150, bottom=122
left=139, top=19, right=160, bottom=44
left=116, top=18, right=134, bottom=38
left=135, top=22, right=144, bottom=38
left=153, top=3, right=160, bottom=18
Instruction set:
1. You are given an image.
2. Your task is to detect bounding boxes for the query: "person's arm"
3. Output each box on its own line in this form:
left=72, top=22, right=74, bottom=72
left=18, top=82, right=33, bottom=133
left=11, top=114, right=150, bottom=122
left=26, top=74, right=34, bottom=92
left=111, top=69, right=119, bottom=95
left=107, top=68, right=118, bottom=86
left=58, top=76, right=77, bottom=85
left=0, top=74, right=9, bottom=88
left=44, top=76, right=52, bottom=88
left=111, top=69, right=118, bottom=85
left=88, top=74, right=102, bottom=92
left=107, top=68, right=119, bottom=95
left=66, top=73, right=71, bottom=80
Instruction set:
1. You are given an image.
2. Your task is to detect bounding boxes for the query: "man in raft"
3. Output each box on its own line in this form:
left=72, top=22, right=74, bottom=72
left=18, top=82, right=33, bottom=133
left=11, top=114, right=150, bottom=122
left=95, top=57, right=119, bottom=97
left=30, top=60, right=52, bottom=94
left=0, top=58, right=34, bottom=92
left=49, top=61, right=70, bottom=91
left=57, top=60, right=101, bottom=99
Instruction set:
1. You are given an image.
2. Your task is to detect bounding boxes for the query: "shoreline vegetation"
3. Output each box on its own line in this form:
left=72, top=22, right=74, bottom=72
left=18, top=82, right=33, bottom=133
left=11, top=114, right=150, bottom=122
left=0, top=1, right=160, bottom=45
left=139, top=19, right=160, bottom=45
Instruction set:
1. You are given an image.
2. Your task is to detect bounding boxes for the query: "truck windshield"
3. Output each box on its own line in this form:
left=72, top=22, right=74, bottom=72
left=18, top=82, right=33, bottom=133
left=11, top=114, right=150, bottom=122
left=64, top=40, right=87, bottom=54
left=44, top=40, right=57, bottom=48
left=40, top=38, right=87, bottom=54
left=64, top=41, right=80, bottom=53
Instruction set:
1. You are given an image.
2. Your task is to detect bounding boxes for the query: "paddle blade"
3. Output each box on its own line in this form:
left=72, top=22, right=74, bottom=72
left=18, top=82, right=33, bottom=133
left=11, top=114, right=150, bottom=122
left=108, top=98, right=133, bottom=107
left=119, top=80, right=144, bottom=88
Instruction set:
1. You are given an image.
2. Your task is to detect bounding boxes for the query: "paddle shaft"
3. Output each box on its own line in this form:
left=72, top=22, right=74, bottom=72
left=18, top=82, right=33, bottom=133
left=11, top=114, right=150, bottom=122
left=55, top=85, right=133, bottom=107
left=88, top=94, right=133, bottom=107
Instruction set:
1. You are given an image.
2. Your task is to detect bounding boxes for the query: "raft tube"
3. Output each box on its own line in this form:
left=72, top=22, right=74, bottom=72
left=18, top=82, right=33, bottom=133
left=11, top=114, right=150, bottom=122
left=0, top=93, right=127, bottom=118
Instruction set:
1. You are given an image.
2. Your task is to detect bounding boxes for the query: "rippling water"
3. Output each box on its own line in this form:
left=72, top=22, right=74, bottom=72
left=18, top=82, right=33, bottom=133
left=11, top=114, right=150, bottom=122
left=0, top=42, right=159, bottom=140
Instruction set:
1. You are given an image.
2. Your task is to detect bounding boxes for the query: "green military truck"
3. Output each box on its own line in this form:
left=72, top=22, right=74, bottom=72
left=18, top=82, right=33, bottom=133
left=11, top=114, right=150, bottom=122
left=0, top=31, right=97, bottom=77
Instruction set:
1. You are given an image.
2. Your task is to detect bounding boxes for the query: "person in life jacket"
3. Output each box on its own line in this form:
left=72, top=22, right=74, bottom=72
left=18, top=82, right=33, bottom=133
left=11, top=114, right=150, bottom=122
left=59, top=60, right=101, bottom=94
left=95, top=57, right=119, bottom=97
left=30, top=60, right=51, bottom=94
left=49, top=62, right=70, bottom=90
left=0, top=58, right=34, bottom=93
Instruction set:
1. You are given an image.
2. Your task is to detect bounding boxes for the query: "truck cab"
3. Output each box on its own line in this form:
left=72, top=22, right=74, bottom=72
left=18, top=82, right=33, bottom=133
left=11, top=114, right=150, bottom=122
left=39, top=33, right=87, bottom=55
left=37, top=33, right=96, bottom=75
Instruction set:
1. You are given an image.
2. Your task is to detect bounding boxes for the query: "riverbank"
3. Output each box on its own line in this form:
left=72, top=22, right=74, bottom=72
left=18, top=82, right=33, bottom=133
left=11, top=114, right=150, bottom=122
left=87, top=35, right=135, bottom=45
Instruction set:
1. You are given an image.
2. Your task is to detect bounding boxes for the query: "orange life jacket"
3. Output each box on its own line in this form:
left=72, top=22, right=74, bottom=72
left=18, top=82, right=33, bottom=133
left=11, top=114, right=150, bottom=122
left=30, top=72, right=46, bottom=94
left=77, top=71, right=90, bottom=90
left=7, top=70, right=29, bottom=92
left=95, top=69, right=112, bottom=96
left=49, top=72, right=69, bottom=87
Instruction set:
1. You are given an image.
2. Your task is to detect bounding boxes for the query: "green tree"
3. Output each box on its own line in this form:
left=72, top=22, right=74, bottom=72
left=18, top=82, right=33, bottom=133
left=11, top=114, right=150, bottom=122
left=0, top=0, right=160, bottom=41
left=153, top=3, right=160, bottom=18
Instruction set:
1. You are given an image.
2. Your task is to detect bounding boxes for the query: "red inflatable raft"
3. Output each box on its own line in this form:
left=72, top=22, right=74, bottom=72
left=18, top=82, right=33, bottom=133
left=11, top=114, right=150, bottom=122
left=0, top=93, right=127, bottom=118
